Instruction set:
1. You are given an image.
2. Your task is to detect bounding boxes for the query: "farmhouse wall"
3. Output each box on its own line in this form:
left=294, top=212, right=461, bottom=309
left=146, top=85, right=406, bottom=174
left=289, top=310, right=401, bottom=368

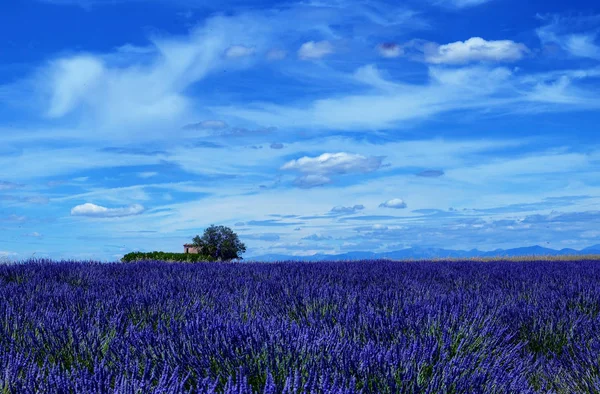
left=183, top=244, right=200, bottom=254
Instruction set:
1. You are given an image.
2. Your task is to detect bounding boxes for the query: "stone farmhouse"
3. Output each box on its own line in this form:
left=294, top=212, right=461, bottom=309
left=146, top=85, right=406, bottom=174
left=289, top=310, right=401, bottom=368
left=183, top=244, right=199, bottom=254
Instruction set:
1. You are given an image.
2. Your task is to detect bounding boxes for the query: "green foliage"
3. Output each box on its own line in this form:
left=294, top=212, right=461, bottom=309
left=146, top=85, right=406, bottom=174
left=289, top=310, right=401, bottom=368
left=121, top=251, right=214, bottom=263
left=191, top=224, right=246, bottom=262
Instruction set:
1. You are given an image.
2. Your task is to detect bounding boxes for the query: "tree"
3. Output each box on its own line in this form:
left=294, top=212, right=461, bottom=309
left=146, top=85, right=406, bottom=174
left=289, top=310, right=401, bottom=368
left=191, top=225, right=246, bottom=262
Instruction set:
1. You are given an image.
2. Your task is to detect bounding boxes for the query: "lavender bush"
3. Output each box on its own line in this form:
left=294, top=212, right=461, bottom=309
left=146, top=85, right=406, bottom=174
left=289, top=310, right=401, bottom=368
left=1, top=259, right=599, bottom=393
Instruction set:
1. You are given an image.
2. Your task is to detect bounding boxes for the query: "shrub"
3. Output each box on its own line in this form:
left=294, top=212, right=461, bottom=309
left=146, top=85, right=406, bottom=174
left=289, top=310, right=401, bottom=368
left=121, top=251, right=214, bottom=263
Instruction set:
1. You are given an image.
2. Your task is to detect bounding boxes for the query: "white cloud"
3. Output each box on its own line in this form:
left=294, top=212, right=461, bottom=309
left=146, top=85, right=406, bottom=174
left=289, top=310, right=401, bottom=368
left=376, top=43, right=402, bottom=58
left=379, top=198, right=407, bottom=209
left=225, top=45, right=256, bottom=58
left=298, top=41, right=334, bottom=60
left=70, top=203, right=145, bottom=218
left=424, top=37, right=529, bottom=64
left=281, top=152, right=383, bottom=175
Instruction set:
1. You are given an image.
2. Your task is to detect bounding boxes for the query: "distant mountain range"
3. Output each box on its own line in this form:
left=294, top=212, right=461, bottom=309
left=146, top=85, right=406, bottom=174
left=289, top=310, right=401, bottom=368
left=245, top=244, right=600, bottom=262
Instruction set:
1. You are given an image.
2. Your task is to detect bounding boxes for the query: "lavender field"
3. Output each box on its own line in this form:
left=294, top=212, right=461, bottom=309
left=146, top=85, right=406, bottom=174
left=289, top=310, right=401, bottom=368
left=1, top=259, right=600, bottom=393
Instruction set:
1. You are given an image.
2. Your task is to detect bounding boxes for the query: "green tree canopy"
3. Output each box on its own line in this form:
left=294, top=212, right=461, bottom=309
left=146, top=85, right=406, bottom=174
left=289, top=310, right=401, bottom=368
left=192, top=225, right=246, bottom=261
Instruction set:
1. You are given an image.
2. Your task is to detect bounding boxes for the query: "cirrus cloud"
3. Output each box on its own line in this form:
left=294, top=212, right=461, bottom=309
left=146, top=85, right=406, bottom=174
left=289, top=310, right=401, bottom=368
left=536, top=14, right=600, bottom=60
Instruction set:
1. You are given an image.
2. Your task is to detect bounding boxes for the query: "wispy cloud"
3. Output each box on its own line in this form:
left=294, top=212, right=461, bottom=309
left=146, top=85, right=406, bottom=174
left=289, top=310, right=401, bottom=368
left=536, top=14, right=600, bottom=60
left=3, top=0, right=600, bottom=260
left=31, top=13, right=282, bottom=137
left=214, top=61, right=600, bottom=130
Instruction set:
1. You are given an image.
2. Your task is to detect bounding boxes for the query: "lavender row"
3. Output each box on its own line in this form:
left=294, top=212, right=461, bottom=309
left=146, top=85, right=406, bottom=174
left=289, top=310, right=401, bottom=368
left=1, top=259, right=600, bottom=393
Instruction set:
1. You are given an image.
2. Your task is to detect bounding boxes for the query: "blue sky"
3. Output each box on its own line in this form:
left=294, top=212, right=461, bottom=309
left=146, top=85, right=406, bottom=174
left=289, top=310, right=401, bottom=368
left=1, top=0, right=600, bottom=261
